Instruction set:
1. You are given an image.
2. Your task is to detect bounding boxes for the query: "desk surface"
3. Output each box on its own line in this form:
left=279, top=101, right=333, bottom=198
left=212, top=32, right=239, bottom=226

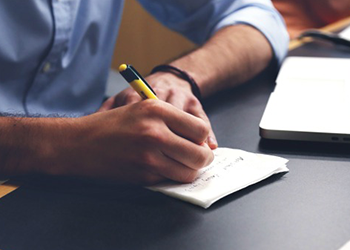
left=1, top=42, right=350, bottom=250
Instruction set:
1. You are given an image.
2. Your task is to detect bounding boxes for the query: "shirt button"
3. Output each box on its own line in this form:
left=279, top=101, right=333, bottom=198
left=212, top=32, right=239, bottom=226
left=42, top=62, right=51, bottom=73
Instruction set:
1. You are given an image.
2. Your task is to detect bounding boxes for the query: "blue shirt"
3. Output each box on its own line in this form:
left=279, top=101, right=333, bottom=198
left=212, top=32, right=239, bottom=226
left=0, top=0, right=288, bottom=116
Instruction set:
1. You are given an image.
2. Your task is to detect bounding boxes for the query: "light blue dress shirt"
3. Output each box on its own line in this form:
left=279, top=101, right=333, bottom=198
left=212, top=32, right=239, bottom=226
left=0, top=0, right=288, bottom=116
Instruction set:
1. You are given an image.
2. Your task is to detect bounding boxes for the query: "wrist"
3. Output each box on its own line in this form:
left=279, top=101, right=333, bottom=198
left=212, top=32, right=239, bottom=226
left=39, top=117, right=86, bottom=177
left=23, top=117, right=81, bottom=178
left=151, top=64, right=202, bottom=102
left=148, top=71, right=192, bottom=92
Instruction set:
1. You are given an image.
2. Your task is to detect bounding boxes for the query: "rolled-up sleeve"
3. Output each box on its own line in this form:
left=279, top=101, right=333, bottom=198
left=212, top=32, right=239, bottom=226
left=137, top=0, right=289, bottom=65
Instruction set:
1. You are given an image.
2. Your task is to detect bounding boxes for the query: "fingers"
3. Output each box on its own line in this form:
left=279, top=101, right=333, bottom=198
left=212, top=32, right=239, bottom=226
left=136, top=101, right=214, bottom=172
left=123, top=91, right=141, bottom=105
left=165, top=88, right=218, bottom=149
left=92, top=100, right=216, bottom=185
left=131, top=101, right=214, bottom=183
left=161, top=132, right=214, bottom=171
left=96, top=88, right=140, bottom=112
left=166, top=93, right=218, bottom=149
left=185, top=101, right=218, bottom=149
left=147, top=150, right=203, bottom=183
left=158, top=101, right=210, bottom=145
left=114, top=88, right=142, bottom=107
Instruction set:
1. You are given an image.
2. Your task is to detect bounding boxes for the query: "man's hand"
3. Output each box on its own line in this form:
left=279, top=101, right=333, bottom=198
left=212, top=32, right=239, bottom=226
left=98, top=71, right=218, bottom=149
left=61, top=100, right=214, bottom=185
left=99, top=24, right=275, bottom=152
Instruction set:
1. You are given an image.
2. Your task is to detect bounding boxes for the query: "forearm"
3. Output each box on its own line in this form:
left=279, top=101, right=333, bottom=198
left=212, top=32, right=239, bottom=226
left=0, top=103, right=214, bottom=185
left=0, top=117, right=75, bottom=178
left=169, top=24, right=273, bottom=97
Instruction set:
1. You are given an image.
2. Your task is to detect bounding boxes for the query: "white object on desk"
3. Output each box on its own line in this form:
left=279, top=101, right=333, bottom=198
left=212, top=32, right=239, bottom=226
left=260, top=56, right=350, bottom=143
left=339, top=239, right=350, bottom=250
left=148, top=147, right=288, bottom=209
left=339, top=26, right=350, bottom=40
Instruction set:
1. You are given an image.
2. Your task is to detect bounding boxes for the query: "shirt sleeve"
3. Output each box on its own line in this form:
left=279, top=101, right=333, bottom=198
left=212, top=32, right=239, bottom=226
left=137, top=0, right=289, bottom=65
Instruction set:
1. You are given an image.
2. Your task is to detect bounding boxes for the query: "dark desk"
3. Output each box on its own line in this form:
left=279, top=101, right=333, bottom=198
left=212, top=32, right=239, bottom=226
left=1, top=43, right=350, bottom=250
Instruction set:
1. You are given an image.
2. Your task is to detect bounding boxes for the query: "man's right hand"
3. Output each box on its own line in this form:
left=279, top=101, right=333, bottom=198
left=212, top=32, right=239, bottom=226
left=55, top=100, right=214, bottom=185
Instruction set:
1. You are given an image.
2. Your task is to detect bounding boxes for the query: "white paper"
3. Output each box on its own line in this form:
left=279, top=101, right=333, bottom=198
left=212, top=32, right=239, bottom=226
left=339, top=26, right=350, bottom=40
left=339, top=239, right=350, bottom=250
left=148, top=148, right=288, bottom=209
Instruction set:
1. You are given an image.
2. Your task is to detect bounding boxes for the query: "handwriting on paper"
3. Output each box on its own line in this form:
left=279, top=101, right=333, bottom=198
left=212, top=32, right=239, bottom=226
left=147, top=147, right=289, bottom=209
left=184, top=155, right=244, bottom=192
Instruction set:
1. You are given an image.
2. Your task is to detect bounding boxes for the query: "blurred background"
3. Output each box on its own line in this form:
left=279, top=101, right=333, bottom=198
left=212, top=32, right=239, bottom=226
left=112, top=0, right=350, bottom=76
left=112, top=1, right=196, bottom=76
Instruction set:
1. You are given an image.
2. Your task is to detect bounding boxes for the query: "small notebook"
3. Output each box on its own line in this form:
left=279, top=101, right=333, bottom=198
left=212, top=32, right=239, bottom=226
left=148, top=147, right=288, bottom=208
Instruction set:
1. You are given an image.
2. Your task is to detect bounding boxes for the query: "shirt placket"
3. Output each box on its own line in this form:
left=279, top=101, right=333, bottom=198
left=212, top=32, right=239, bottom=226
left=24, top=0, right=74, bottom=115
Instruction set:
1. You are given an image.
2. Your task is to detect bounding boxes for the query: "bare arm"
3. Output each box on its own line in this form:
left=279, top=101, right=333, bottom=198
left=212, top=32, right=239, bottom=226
left=0, top=116, right=66, bottom=177
left=167, top=24, right=273, bottom=97
left=0, top=101, right=214, bottom=185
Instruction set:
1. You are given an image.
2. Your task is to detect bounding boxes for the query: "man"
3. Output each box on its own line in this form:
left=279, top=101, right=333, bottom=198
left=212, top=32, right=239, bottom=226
left=0, top=1, right=288, bottom=185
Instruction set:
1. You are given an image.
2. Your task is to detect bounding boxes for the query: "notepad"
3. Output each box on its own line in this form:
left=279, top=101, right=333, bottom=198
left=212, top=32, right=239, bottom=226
left=148, top=147, right=289, bottom=208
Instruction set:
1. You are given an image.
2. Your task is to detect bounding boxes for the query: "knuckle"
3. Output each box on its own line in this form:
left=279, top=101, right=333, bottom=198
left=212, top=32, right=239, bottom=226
left=167, top=88, right=176, bottom=97
left=192, top=150, right=208, bottom=169
left=193, top=147, right=214, bottom=169
left=139, top=151, right=156, bottom=169
left=188, top=95, right=200, bottom=106
left=181, top=169, right=198, bottom=183
left=197, top=119, right=210, bottom=138
left=141, top=99, right=165, bottom=116
left=206, top=150, right=215, bottom=166
left=140, top=124, right=166, bottom=146
left=153, top=87, right=166, bottom=96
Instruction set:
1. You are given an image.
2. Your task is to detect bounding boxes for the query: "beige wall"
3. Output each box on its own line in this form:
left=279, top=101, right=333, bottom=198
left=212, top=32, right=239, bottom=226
left=112, top=1, right=196, bottom=75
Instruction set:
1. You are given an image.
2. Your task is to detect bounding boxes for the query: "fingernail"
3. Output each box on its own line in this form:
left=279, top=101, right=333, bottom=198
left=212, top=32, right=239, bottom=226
left=208, top=136, right=218, bottom=149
